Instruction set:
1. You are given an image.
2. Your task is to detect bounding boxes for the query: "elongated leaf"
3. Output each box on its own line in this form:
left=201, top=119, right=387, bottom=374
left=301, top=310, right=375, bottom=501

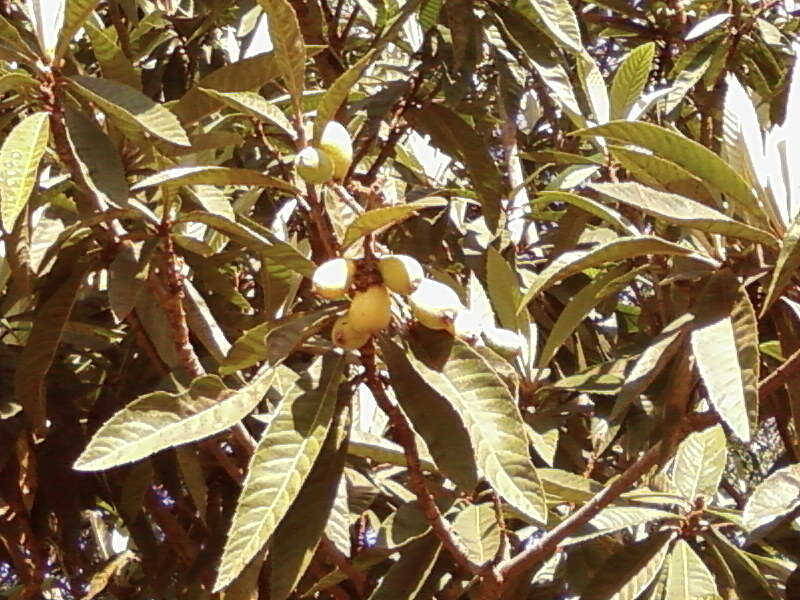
left=108, top=240, right=149, bottom=322
left=406, top=105, right=505, bottom=231
left=685, top=13, right=732, bottom=41
left=563, top=506, right=678, bottom=546
left=348, top=430, right=437, bottom=473
left=257, top=0, right=306, bottom=113
left=199, top=89, right=295, bottom=137
left=665, top=539, right=719, bottom=600
left=84, top=21, right=141, bottom=90
left=69, top=76, right=190, bottom=147
left=742, top=464, right=800, bottom=541
left=762, top=211, right=800, bottom=315
left=731, top=291, right=759, bottom=432
left=539, top=264, right=635, bottom=366
left=591, top=182, right=777, bottom=248
left=538, top=468, right=603, bottom=503
left=314, top=51, right=375, bottom=142
left=0, top=112, right=50, bottom=233
left=581, top=532, right=673, bottom=600
left=63, top=105, right=129, bottom=208
left=707, top=529, right=781, bottom=600
left=367, top=535, right=442, bottom=600
left=451, top=504, right=501, bottom=566
left=56, top=0, right=102, bottom=58
left=610, top=43, right=655, bottom=120
left=178, top=211, right=315, bottom=276
left=131, top=166, right=296, bottom=193
left=534, top=191, right=639, bottom=236
left=270, top=405, right=348, bottom=600
left=214, top=354, right=344, bottom=592
left=672, top=425, right=726, bottom=501
left=323, top=474, right=351, bottom=556
left=15, top=258, right=87, bottom=434
left=520, top=0, right=582, bottom=53
left=342, top=197, right=446, bottom=248
left=575, top=121, right=758, bottom=216
left=74, top=367, right=277, bottom=471
left=486, top=246, right=525, bottom=331
left=380, top=339, right=479, bottom=491
left=405, top=339, right=547, bottom=524
left=518, top=236, right=693, bottom=311
left=691, top=271, right=751, bottom=442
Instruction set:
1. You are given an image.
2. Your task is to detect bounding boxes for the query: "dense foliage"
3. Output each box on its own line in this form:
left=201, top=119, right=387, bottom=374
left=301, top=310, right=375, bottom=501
left=1, top=0, right=800, bottom=598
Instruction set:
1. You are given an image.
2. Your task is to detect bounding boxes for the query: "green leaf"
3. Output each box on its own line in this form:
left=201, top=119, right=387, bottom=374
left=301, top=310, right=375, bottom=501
left=213, top=354, right=344, bottom=592
left=178, top=211, right=315, bottom=276
left=672, top=425, right=727, bottom=501
left=706, top=529, right=781, bottom=600
left=342, top=197, right=447, bottom=248
left=610, top=43, right=655, bottom=120
left=539, top=264, right=636, bottom=366
left=691, top=271, right=751, bottom=442
left=486, top=247, right=525, bottom=331
left=313, top=51, right=375, bottom=142
left=534, top=191, right=639, bottom=236
left=762, top=211, right=800, bottom=315
left=590, top=183, right=777, bottom=248
left=519, top=0, right=583, bottom=53
left=665, top=539, right=719, bottom=600
left=580, top=532, right=673, bottom=600
left=69, top=76, right=191, bottom=147
left=56, top=0, right=102, bottom=59
left=199, top=89, right=295, bottom=138
left=538, top=468, right=603, bottom=503
left=131, top=166, right=297, bottom=193
left=380, top=338, right=479, bottom=491
left=742, top=464, right=800, bottom=541
left=323, top=474, right=351, bottom=556
left=270, top=405, right=349, bottom=600
left=563, top=506, right=678, bottom=546
left=257, top=0, right=306, bottom=114
left=348, top=430, right=437, bottom=473
left=74, top=367, right=278, bottom=471
left=108, top=240, right=150, bottom=322
left=367, top=535, right=442, bottom=600
left=84, top=21, right=141, bottom=90
left=517, top=236, right=693, bottom=311
left=0, top=112, right=50, bottom=233
left=221, top=549, right=267, bottom=600
left=15, top=258, right=87, bottom=435
left=405, top=339, right=547, bottom=524
left=575, top=121, right=758, bottom=217
left=406, top=104, right=506, bottom=231
left=451, top=503, right=501, bottom=567
left=63, top=105, right=130, bottom=208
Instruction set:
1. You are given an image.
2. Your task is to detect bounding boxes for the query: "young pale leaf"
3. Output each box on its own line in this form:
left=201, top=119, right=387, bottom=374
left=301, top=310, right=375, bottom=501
left=69, top=76, right=191, bottom=147
left=74, top=367, right=278, bottom=471
left=590, top=182, right=777, bottom=248
left=213, top=354, right=344, bottom=592
left=341, top=197, right=446, bottom=248
left=367, top=535, right=442, bottom=600
left=562, top=506, right=678, bottom=546
left=405, top=339, right=547, bottom=525
left=131, top=166, right=297, bottom=193
left=270, top=405, right=349, bottom=600
left=63, top=105, right=129, bottom=208
left=691, top=271, right=751, bottom=442
left=257, top=0, right=306, bottom=114
left=672, top=425, right=727, bottom=501
left=15, top=258, right=87, bottom=435
left=451, top=503, right=502, bottom=567
left=762, top=211, right=800, bottom=315
left=517, top=236, right=692, bottom=311
left=27, top=0, right=65, bottom=59
left=0, top=112, right=50, bottom=233
left=665, top=538, right=719, bottom=599
left=610, top=43, right=655, bottom=120
left=581, top=532, right=673, bottom=600
left=742, top=464, right=800, bottom=541
left=178, top=211, right=315, bottom=276
left=313, top=50, right=375, bottom=142
left=575, top=121, right=758, bottom=217
left=199, top=89, right=295, bottom=138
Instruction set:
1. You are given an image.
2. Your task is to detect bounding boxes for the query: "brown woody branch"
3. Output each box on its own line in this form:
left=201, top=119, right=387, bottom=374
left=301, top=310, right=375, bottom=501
left=758, top=343, right=800, bottom=400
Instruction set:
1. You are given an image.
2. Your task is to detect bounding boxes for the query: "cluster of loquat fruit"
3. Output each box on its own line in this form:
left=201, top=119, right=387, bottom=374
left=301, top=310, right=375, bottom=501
left=295, top=121, right=353, bottom=184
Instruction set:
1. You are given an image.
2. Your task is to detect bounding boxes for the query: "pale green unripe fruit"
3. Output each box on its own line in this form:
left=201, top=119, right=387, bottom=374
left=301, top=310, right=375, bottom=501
left=319, top=121, right=353, bottom=179
left=312, top=258, right=355, bottom=300
left=331, top=315, right=371, bottom=350
left=409, top=279, right=463, bottom=331
left=483, top=327, right=524, bottom=358
left=349, top=285, right=392, bottom=334
left=295, top=146, right=334, bottom=184
left=378, top=255, right=424, bottom=295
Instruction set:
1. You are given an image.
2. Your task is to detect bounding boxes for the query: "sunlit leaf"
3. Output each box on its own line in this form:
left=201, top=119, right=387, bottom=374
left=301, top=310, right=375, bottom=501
left=131, top=166, right=297, bottom=193
left=563, top=506, right=678, bottom=546
left=257, top=0, right=306, bottom=114
left=314, top=51, right=376, bottom=142
left=200, top=89, right=295, bottom=138
left=451, top=503, right=502, bottom=566
left=610, top=43, right=655, bottom=120
left=342, top=197, right=447, bottom=248
left=665, top=539, right=719, bottom=600
left=672, top=425, right=727, bottom=501
left=742, top=464, right=800, bottom=541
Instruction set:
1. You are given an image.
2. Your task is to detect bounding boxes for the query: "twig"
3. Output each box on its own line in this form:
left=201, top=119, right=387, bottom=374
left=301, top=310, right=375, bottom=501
left=758, top=344, right=800, bottom=400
